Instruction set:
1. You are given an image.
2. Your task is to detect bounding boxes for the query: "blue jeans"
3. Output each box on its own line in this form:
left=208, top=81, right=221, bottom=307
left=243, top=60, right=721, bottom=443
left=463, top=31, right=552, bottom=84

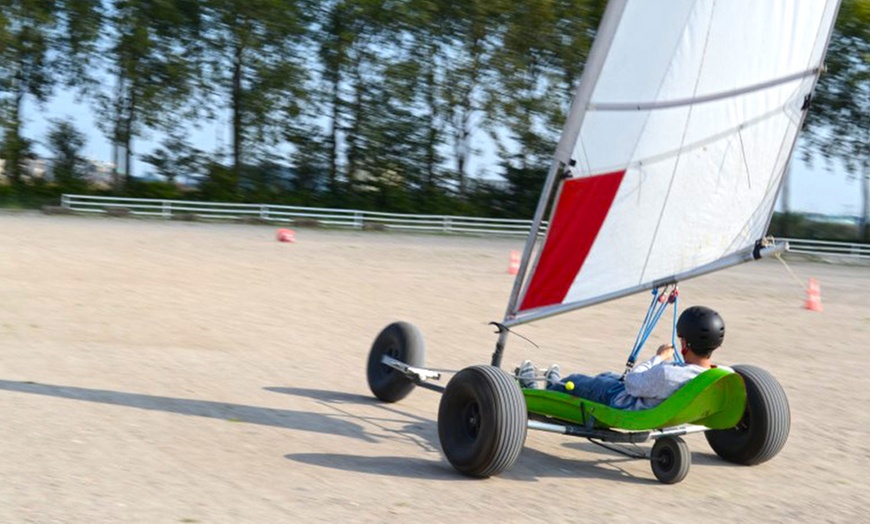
left=546, top=371, right=626, bottom=406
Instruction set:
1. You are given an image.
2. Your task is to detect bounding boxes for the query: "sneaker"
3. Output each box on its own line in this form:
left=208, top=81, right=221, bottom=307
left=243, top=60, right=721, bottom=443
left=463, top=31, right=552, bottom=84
left=545, top=364, right=561, bottom=386
left=517, top=360, right=537, bottom=389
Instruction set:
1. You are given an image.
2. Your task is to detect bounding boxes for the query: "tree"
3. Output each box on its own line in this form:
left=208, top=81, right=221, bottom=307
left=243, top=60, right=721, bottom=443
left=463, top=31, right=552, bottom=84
left=201, top=0, right=312, bottom=191
left=313, top=0, right=393, bottom=199
left=437, top=0, right=503, bottom=197
left=485, top=1, right=561, bottom=174
left=96, top=0, right=203, bottom=192
left=802, top=0, right=870, bottom=240
left=141, top=130, right=206, bottom=186
left=0, top=0, right=101, bottom=187
left=45, top=118, right=87, bottom=192
left=0, top=0, right=53, bottom=187
left=483, top=0, right=602, bottom=217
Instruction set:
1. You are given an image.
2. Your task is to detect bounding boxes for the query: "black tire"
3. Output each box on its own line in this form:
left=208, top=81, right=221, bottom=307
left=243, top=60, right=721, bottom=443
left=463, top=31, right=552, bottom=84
left=366, top=322, right=425, bottom=402
left=650, top=436, right=691, bottom=484
left=438, top=365, right=528, bottom=478
left=705, top=364, right=790, bottom=465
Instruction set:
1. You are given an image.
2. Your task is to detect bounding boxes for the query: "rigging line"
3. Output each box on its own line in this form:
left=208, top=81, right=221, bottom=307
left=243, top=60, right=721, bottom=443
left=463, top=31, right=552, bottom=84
left=718, top=129, right=792, bottom=258
left=588, top=68, right=819, bottom=112
left=737, top=127, right=753, bottom=189
left=671, top=291, right=683, bottom=364
left=576, top=136, right=594, bottom=177
left=718, top=105, right=796, bottom=259
left=490, top=322, right=543, bottom=351
left=569, top=3, right=688, bottom=179
left=638, top=288, right=671, bottom=345
left=639, top=1, right=718, bottom=283
left=774, top=252, right=808, bottom=290
left=628, top=285, right=674, bottom=366
left=631, top=288, right=661, bottom=354
left=619, top=5, right=693, bottom=189
left=637, top=295, right=672, bottom=351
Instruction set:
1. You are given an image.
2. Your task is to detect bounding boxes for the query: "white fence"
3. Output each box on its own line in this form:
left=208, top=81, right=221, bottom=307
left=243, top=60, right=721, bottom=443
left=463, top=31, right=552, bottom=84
left=782, top=238, right=870, bottom=259
left=60, top=194, right=870, bottom=259
left=60, top=194, right=536, bottom=236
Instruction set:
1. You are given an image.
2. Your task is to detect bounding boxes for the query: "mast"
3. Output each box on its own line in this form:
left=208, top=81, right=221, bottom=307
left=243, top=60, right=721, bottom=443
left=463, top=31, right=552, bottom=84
left=502, top=0, right=629, bottom=321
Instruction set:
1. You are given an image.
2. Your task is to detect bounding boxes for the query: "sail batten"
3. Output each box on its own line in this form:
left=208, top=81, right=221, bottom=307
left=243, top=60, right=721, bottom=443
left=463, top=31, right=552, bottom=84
left=588, top=68, right=820, bottom=112
left=507, top=0, right=841, bottom=324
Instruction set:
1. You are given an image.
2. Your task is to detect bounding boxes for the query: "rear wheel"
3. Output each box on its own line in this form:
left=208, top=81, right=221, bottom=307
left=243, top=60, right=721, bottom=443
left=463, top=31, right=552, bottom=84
left=438, top=365, right=527, bottom=478
left=650, top=436, right=691, bottom=484
left=366, top=322, right=425, bottom=402
left=705, top=364, right=790, bottom=465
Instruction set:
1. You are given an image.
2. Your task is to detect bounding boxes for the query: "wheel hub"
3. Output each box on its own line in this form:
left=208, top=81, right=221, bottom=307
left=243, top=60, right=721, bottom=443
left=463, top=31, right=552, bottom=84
left=462, top=402, right=481, bottom=439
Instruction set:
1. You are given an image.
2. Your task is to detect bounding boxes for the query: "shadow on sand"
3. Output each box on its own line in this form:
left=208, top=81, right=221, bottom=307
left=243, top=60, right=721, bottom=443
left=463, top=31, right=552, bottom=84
left=0, top=379, right=378, bottom=443
left=272, top=386, right=659, bottom=484
left=0, top=379, right=710, bottom=484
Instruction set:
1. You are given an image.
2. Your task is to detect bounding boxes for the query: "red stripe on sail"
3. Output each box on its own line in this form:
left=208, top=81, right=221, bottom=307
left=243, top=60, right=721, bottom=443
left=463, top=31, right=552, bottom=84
left=520, top=170, right=625, bottom=312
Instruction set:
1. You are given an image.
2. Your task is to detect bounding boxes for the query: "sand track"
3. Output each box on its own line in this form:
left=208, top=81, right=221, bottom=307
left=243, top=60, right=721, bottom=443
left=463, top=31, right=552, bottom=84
left=0, top=212, right=867, bottom=522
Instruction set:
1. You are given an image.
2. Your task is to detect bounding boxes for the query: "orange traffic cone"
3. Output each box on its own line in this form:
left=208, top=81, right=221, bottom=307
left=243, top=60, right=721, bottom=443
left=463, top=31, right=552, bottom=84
left=508, top=250, right=520, bottom=275
left=804, top=278, right=822, bottom=312
left=276, top=228, right=296, bottom=243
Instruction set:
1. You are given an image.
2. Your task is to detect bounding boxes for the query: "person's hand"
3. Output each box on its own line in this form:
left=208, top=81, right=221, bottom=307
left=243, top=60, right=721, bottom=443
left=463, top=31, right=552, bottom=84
left=656, top=343, right=675, bottom=361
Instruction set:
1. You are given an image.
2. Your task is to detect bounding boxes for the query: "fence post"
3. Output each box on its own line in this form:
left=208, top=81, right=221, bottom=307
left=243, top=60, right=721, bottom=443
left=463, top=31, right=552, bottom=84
left=444, top=216, right=452, bottom=233
left=162, top=200, right=171, bottom=219
left=354, top=211, right=363, bottom=230
left=61, top=194, right=70, bottom=209
left=261, top=205, right=269, bottom=220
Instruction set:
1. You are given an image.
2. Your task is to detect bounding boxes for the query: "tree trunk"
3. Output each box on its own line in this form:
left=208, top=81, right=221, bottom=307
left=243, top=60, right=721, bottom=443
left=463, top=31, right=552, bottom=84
left=861, top=164, right=869, bottom=242
left=424, top=46, right=438, bottom=191
left=231, top=42, right=244, bottom=188
left=327, top=72, right=340, bottom=193
left=123, top=97, right=134, bottom=187
left=346, top=62, right=363, bottom=186
left=5, top=68, right=26, bottom=186
left=111, top=72, right=127, bottom=193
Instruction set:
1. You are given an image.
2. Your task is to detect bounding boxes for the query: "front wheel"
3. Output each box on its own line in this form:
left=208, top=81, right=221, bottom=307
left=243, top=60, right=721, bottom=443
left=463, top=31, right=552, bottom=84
left=366, top=322, right=425, bottom=402
left=650, top=436, right=691, bottom=484
left=438, top=365, right=527, bottom=478
left=705, top=364, right=790, bottom=465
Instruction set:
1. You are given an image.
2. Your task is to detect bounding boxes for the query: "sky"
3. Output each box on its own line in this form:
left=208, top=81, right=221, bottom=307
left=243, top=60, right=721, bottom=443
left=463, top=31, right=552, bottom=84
left=23, top=88, right=863, bottom=218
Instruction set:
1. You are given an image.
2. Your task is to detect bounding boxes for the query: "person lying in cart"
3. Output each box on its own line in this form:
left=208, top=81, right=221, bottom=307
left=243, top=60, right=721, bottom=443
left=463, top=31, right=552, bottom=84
left=518, top=306, right=728, bottom=410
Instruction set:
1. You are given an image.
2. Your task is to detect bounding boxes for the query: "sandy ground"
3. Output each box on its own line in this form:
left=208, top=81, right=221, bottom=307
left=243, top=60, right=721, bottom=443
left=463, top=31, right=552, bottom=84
left=0, top=211, right=867, bottom=523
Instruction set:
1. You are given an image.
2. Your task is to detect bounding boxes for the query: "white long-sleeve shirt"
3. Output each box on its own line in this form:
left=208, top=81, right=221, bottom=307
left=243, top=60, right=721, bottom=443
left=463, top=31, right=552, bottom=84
left=610, top=355, right=715, bottom=411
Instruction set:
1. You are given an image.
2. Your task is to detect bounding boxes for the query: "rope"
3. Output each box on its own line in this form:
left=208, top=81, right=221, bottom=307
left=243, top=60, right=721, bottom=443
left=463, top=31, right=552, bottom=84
left=774, top=252, right=808, bottom=289
left=624, top=285, right=680, bottom=375
left=671, top=292, right=683, bottom=364
left=630, top=288, right=660, bottom=359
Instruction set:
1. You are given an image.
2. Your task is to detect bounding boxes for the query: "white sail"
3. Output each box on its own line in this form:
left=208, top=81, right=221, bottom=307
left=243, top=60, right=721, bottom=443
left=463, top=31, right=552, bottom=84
left=510, top=0, right=841, bottom=322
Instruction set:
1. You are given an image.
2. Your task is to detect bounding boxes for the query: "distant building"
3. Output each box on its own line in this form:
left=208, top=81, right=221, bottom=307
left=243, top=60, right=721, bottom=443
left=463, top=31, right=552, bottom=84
left=0, top=157, right=50, bottom=182
left=0, top=156, right=115, bottom=188
left=82, top=159, right=115, bottom=189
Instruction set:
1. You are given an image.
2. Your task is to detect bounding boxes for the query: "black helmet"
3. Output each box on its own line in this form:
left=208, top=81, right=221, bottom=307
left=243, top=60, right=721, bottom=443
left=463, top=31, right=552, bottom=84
left=677, top=306, right=725, bottom=353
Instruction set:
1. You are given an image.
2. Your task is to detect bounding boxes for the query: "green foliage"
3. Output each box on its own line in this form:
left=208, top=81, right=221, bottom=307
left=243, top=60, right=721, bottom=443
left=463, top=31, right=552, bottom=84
left=803, top=0, right=870, bottom=173
left=484, top=0, right=601, bottom=176
left=1, top=0, right=864, bottom=233
left=801, top=0, right=870, bottom=240
left=123, top=177, right=184, bottom=200
left=94, top=0, right=203, bottom=187
left=200, top=0, right=313, bottom=178
left=197, top=162, right=240, bottom=202
left=0, top=0, right=59, bottom=184
left=141, top=131, right=206, bottom=185
left=46, top=118, right=88, bottom=193
left=768, top=212, right=859, bottom=242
